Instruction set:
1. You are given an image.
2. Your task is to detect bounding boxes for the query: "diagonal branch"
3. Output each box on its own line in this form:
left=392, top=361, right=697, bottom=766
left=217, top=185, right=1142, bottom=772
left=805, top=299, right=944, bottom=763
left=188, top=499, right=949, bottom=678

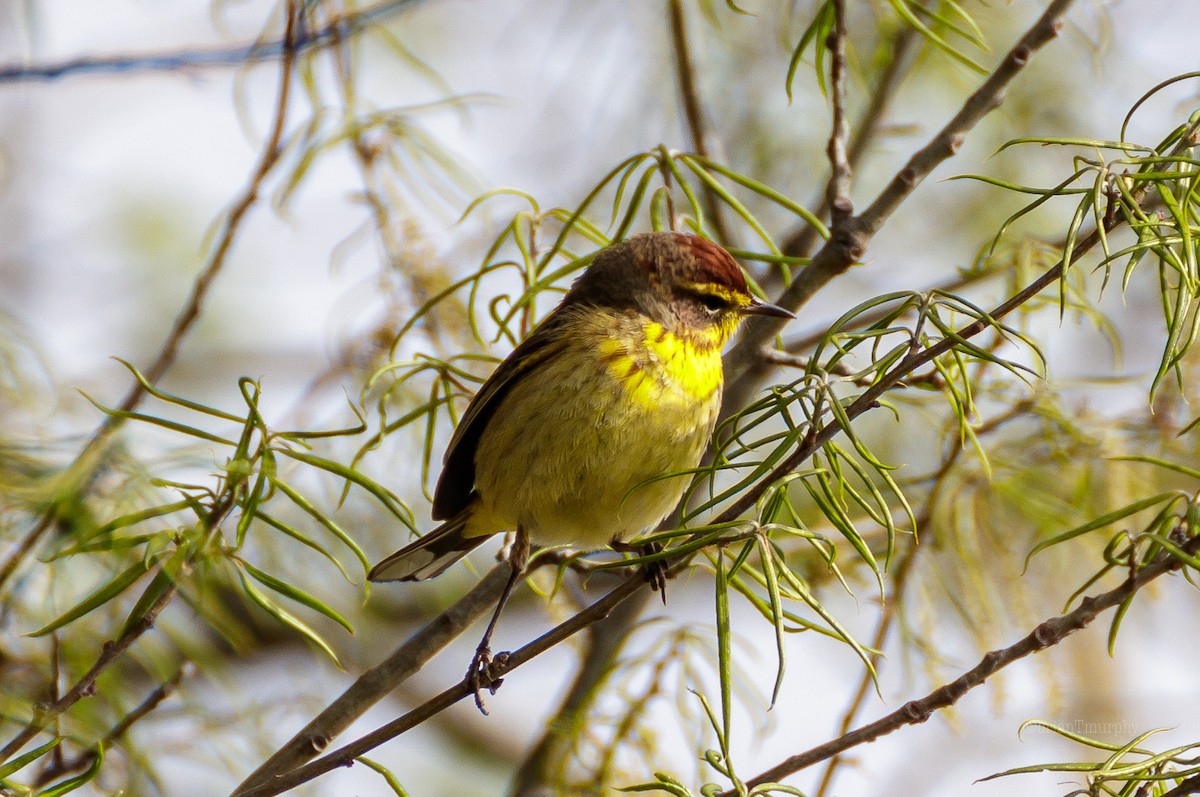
left=732, top=533, right=1200, bottom=793
left=232, top=563, right=513, bottom=795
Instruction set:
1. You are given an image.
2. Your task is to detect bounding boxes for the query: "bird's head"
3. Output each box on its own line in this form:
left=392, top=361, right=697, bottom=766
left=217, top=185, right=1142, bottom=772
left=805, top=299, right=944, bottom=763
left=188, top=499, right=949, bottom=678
left=569, top=232, right=793, bottom=344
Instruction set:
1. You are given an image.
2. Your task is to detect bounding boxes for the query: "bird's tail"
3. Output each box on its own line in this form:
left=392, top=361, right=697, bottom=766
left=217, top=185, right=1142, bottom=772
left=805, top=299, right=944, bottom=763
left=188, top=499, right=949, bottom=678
left=368, top=512, right=488, bottom=582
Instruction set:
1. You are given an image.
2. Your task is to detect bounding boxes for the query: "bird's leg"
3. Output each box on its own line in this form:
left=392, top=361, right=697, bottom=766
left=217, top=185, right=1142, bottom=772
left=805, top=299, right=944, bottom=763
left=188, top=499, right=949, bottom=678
left=469, top=526, right=529, bottom=714
left=611, top=539, right=668, bottom=603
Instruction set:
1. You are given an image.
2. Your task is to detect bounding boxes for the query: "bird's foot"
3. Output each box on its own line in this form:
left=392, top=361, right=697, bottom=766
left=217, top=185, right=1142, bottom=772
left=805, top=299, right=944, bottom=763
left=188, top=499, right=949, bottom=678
left=468, top=645, right=509, bottom=715
left=611, top=539, right=668, bottom=603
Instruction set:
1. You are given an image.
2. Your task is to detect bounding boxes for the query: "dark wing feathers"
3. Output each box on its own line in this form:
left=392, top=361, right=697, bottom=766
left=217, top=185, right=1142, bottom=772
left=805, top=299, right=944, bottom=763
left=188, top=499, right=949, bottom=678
left=431, top=308, right=575, bottom=519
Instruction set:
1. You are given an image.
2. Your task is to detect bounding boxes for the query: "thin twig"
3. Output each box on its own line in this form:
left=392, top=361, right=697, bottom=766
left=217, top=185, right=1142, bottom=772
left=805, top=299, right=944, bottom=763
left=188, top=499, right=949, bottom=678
left=733, top=534, right=1200, bottom=793
left=667, top=0, right=729, bottom=244
left=0, top=577, right=178, bottom=765
left=780, top=14, right=922, bottom=262
left=0, top=0, right=423, bottom=84
left=32, top=664, right=191, bottom=787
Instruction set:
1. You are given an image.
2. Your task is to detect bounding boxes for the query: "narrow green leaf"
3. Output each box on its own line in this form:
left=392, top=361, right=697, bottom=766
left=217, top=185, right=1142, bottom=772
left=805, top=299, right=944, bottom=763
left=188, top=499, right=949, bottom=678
left=755, top=536, right=787, bottom=708
left=121, top=567, right=176, bottom=636
left=237, top=570, right=343, bottom=667
left=240, top=559, right=354, bottom=634
left=1025, top=492, right=1181, bottom=566
left=277, top=448, right=414, bottom=529
left=29, top=554, right=164, bottom=637
left=357, top=757, right=409, bottom=796
left=36, top=742, right=103, bottom=796
left=713, top=554, right=733, bottom=752
left=270, top=477, right=370, bottom=571
left=0, top=739, right=61, bottom=779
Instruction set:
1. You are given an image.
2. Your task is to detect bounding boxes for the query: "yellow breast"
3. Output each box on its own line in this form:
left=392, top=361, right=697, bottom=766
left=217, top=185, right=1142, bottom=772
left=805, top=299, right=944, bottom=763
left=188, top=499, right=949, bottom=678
left=598, top=321, right=725, bottom=409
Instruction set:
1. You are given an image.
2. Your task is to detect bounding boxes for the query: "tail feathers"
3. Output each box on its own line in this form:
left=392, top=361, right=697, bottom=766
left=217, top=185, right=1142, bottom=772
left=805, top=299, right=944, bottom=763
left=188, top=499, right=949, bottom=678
left=368, top=515, right=488, bottom=582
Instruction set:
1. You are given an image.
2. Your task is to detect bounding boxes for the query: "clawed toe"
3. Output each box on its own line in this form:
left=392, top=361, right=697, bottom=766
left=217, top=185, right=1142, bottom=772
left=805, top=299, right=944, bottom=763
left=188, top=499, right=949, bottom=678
left=468, top=646, right=510, bottom=714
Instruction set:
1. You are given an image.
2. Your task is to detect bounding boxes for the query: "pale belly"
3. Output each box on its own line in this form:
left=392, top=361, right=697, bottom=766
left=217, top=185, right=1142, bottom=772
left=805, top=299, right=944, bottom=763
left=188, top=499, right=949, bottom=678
left=470, top=340, right=721, bottom=548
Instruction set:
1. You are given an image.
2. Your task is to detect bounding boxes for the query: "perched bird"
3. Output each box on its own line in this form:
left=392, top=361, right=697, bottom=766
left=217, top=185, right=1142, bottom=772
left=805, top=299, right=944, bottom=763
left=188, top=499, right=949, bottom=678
left=368, top=232, right=792, bottom=589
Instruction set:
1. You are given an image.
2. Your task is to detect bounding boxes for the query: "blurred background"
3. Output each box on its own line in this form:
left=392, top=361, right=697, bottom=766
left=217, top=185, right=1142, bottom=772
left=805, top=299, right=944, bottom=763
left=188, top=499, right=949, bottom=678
left=2, top=1, right=1200, bottom=795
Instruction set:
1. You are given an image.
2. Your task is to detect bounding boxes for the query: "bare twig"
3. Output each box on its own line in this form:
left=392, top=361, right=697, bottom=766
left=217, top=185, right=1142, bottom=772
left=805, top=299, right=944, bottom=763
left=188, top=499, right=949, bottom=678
left=826, top=0, right=853, bottom=229
left=0, top=0, right=423, bottom=84
left=732, top=533, right=1200, bottom=793
left=780, top=15, right=921, bottom=262
left=667, top=0, right=729, bottom=244
left=33, top=664, right=191, bottom=787
left=0, top=576, right=178, bottom=765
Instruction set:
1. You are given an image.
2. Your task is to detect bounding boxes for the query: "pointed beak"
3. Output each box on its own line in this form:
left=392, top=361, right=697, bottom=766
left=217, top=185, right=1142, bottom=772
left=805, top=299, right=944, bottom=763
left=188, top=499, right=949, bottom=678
left=743, top=297, right=795, bottom=319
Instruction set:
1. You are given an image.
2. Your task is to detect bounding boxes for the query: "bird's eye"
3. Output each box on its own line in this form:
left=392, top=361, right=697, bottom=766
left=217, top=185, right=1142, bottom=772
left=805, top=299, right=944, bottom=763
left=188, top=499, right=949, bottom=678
left=696, top=293, right=727, bottom=313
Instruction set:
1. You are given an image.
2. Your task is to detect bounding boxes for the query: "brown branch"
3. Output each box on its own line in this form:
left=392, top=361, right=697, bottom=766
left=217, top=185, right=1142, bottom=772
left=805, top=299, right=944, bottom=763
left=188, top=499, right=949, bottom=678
left=825, top=0, right=853, bottom=230
left=32, top=664, right=190, bottom=787
left=732, top=534, right=1200, bottom=793
left=232, top=562, right=514, bottom=795
left=780, top=15, right=922, bottom=262
left=0, top=575, right=178, bottom=765
left=667, top=0, right=729, bottom=244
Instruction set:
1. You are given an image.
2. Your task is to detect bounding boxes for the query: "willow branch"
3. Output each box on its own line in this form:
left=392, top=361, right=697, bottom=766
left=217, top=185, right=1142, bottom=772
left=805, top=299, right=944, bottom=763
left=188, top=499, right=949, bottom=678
left=0, top=577, right=179, bottom=765
left=813, top=400, right=1032, bottom=797
left=733, top=534, right=1200, bottom=793
left=780, top=14, right=921, bottom=262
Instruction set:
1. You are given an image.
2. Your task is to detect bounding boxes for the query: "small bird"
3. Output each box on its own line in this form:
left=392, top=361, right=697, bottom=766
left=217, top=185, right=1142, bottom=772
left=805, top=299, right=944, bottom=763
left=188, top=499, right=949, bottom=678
left=369, top=232, right=792, bottom=587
